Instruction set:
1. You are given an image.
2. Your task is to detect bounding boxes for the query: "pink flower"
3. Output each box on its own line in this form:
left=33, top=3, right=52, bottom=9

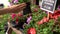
left=11, top=13, right=16, bottom=20
left=11, top=0, right=18, bottom=4
left=27, top=16, right=32, bottom=24
left=16, top=18, right=19, bottom=24
left=14, top=0, right=18, bottom=3
left=43, top=17, right=49, bottom=22
left=38, top=20, right=44, bottom=25
left=27, top=28, right=36, bottom=34
left=58, top=5, right=60, bottom=10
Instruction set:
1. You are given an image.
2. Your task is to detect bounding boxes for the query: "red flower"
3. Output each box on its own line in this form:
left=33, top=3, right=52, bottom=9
left=54, top=10, right=60, bottom=15
left=38, top=19, right=44, bottom=25
left=53, top=16, right=58, bottom=20
left=57, top=10, right=60, bottom=12
left=49, top=10, right=60, bottom=19
left=43, top=17, right=49, bottom=22
left=11, top=13, right=16, bottom=20
left=27, top=28, right=36, bottom=34
left=16, top=18, right=19, bottom=24
left=51, top=10, right=60, bottom=20
left=49, top=13, right=53, bottom=19
left=38, top=17, right=49, bottom=25
left=58, top=15, right=60, bottom=17
left=54, top=10, right=58, bottom=14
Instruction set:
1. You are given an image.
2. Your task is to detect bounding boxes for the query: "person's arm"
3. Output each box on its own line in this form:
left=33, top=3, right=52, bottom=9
left=0, top=3, right=26, bottom=15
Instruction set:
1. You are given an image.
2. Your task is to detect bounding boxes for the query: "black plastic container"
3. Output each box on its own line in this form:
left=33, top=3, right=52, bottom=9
left=36, top=0, right=39, bottom=5
left=23, top=2, right=32, bottom=15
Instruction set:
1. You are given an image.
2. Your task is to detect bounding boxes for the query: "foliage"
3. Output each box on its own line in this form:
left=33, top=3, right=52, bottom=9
left=0, top=14, right=10, bottom=34
left=23, top=8, right=54, bottom=34
left=0, top=4, right=60, bottom=34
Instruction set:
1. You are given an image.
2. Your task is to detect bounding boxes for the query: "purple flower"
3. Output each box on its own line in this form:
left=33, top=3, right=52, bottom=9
left=11, top=0, right=15, bottom=3
left=14, top=0, right=18, bottom=3
left=11, top=0, right=18, bottom=4
left=27, top=16, right=32, bottom=24
left=58, top=5, right=60, bottom=9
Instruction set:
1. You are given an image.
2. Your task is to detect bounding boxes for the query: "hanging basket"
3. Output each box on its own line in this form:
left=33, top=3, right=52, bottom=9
left=0, top=3, right=26, bottom=15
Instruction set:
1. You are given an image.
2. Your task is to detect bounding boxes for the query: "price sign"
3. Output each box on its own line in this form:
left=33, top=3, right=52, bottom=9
left=40, top=0, right=57, bottom=13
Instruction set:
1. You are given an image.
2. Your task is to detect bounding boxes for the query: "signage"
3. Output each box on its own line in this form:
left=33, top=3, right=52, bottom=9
left=40, top=0, right=57, bottom=13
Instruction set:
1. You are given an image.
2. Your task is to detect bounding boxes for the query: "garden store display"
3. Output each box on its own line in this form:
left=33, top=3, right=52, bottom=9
left=23, top=8, right=60, bottom=34
left=0, top=6, right=60, bottom=34
left=8, top=6, right=60, bottom=34
left=0, top=0, right=60, bottom=34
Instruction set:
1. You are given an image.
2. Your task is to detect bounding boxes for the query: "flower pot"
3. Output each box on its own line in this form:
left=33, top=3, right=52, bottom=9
left=23, top=2, right=32, bottom=15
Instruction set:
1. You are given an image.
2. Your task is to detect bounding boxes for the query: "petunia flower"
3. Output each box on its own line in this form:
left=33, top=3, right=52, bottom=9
left=16, top=17, right=19, bottom=24
left=58, top=5, right=60, bottom=10
left=38, top=19, right=44, bottom=25
left=11, top=13, right=16, bottom=20
left=14, top=0, right=18, bottom=3
left=27, top=16, right=32, bottom=24
left=10, top=0, right=18, bottom=5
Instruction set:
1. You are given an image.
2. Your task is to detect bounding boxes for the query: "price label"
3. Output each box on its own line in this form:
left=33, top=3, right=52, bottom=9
left=40, top=0, right=57, bottom=13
